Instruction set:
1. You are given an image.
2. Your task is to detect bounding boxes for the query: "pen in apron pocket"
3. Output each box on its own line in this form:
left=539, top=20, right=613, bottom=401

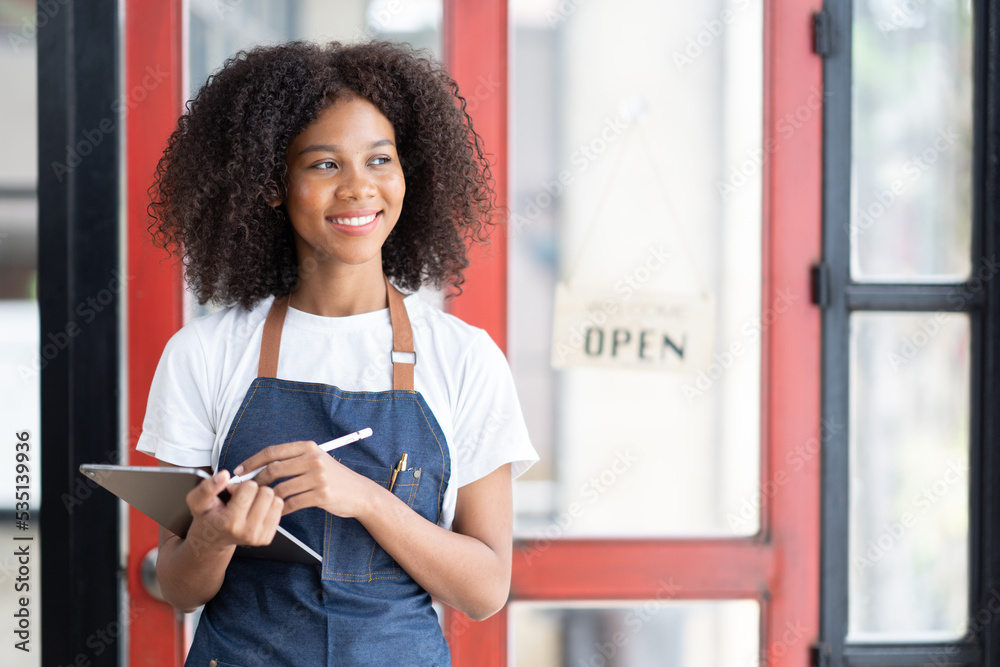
left=388, top=453, right=408, bottom=492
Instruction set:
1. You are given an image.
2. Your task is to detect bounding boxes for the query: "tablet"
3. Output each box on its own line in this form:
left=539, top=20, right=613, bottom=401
left=79, top=464, right=321, bottom=565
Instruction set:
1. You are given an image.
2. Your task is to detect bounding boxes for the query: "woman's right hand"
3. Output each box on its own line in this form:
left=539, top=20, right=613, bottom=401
left=156, top=463, right=284, bottom=613
left=184, top=470, right=285, bottom=551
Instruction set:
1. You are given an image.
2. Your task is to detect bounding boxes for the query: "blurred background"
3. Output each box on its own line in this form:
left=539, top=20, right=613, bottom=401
left=0, top=0, right=985, bottom=665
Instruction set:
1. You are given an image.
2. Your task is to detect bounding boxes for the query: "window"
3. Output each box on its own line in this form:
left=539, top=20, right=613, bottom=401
left=818, top=0, right=1000, bottom=663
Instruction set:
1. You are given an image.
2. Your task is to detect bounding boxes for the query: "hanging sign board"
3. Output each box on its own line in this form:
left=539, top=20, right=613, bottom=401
left=550, top=282, right=715, bottom=373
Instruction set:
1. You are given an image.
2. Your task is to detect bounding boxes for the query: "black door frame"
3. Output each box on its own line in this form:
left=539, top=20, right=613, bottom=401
left=38, top=1, right=122, bottom=665
left=817, top=0, right=1000, bottom=664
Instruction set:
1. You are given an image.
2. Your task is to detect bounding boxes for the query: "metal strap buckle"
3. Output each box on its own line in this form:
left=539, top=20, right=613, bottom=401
left=390, top=349, right=416, bottom=365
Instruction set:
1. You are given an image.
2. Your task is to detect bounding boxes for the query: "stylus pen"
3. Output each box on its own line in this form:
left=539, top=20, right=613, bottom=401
left=229, top=427, right=374, bottom=484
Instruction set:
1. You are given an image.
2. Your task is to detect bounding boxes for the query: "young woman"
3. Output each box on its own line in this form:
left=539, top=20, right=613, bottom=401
left=137, top=41, right=536, bottom=666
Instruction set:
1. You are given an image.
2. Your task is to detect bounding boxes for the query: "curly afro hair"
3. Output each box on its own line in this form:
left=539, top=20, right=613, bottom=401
left=149, top=41, right=497, bottom=309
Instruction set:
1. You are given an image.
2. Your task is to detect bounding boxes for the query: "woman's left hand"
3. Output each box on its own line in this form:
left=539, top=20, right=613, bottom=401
left=235, top=441, right=378, bottom=518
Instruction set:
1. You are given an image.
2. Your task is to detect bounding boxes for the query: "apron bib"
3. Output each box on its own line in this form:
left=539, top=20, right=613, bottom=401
left=185, top=277, right=452, bottom=667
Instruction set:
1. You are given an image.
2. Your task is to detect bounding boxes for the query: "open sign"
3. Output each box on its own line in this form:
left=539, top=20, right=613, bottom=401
left=551, top=283, right=714, bottom=373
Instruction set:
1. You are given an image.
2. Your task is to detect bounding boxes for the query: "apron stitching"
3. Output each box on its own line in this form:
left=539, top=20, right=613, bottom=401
left=407, top=473, right=420, bottom=507
left=365, top=533, right=379, bottom=581
left=197, top=294, right=453, bottom=664
left=323, top=571, right=408, bottom=581
left=324, top=476, right=421, bottom=580
left=220, top=380, right=262, bottom=470
left=241, top=382, right=449, bottom=520
left=411, top=400, right=449, bottom=521
left=255, top=380, right=414, bottom=400
left=323, top=511, right=333, bottom=577
left=229, top=386, right=449, bottom=582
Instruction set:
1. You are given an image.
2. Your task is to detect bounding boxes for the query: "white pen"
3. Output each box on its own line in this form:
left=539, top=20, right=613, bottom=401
left=228, top=427, right=374, bottom=484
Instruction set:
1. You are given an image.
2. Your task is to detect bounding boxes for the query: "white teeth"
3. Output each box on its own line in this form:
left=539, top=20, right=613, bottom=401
left=330, top=213, right=377, bottom=226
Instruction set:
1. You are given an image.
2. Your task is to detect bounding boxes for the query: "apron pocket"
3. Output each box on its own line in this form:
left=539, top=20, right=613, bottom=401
left=321, top=461, right=421, bottom=582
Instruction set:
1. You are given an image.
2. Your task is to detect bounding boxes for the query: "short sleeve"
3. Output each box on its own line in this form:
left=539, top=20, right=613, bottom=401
left=450, top=330, right=538, bottom=487
left=135, top=324, right=217, bottom=468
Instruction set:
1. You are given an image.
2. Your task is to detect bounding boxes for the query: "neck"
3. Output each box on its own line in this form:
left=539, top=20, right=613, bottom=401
left=290, top=258, right=388, bottom=317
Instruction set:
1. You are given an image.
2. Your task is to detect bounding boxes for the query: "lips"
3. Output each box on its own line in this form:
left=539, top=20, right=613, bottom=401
left=330, top=213, right=377, bottom=227
left=326, top=210, right=381, bottom=235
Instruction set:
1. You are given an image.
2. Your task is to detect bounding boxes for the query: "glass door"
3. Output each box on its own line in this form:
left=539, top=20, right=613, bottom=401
left=123, top=1, right=826, bottom=664
left=817, top=0, right=998, bottom=664
left=445, top=0, right=825, bottom=664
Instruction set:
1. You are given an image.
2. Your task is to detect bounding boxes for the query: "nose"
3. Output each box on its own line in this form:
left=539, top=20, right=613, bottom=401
left=335, top=164, right=376, bottom=200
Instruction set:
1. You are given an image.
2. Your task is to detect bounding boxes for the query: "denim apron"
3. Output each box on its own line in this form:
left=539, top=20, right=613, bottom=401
left=185, top=277, right=452, bottom=667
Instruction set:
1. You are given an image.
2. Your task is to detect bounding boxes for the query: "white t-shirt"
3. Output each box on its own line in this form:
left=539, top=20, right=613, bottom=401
left=136, top=292, right=537, bottom=529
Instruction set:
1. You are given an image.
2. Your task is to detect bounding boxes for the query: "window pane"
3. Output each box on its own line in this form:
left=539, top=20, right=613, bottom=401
left=510, top=0, right=764, bottom=537
left=188, top=0, right=442, bottom=96
left=510, top=599, right=759, bottom=666
left=850, top=0, right=973, bottom=281
left=849, top=312, right=969, bottom=640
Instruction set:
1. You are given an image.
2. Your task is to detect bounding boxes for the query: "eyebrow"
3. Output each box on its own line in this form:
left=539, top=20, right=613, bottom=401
left=297, top=139, right=395, bottom=156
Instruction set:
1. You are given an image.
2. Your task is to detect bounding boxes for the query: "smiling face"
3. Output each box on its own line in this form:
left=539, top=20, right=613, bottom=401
left=280, top=95, right=405, bottom=275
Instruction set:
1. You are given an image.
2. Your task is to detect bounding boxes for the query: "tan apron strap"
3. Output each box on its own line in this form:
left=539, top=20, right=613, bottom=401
left=257, top=293, right=290, bottom=377
left=256, top=280, right=414, bottom=389
left=385, top=275, right=415, bottom=391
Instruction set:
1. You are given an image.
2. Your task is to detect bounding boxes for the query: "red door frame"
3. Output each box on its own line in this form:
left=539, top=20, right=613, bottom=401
left=442, top=1, right=823, bottom=666
left=124, top=1, right=186, bottom=665
left=440, top=1, right=511, bottom=661
left=124, top=1, right=822, bottom=664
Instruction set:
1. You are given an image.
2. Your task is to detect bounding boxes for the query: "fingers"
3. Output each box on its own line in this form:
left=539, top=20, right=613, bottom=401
left=239, top=484, right=285, bottom=546
left=272, top=471, right=330, bottom=515
left=186, top=470, right=231, bottom=515
left=225, top=477, right=264, bottom=514
left=271, top=472, right=318, bottom=502
left=186, top=477, right=284, bottom=549
left=237, top=440, right=317, bottom=480
left=252, top=444, right=329, bottom=486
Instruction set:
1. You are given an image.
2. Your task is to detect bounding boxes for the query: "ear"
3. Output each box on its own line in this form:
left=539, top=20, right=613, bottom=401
left=267, top=198, right=283, bottom=208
